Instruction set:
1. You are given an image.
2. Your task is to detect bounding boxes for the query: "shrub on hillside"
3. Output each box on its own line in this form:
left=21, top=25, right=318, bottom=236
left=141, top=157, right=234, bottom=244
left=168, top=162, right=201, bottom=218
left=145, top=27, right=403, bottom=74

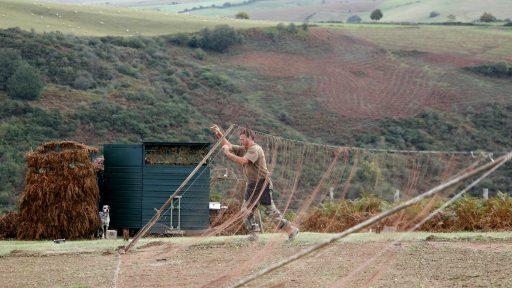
left=347, top=15, right=362, bottom=23
left=0, top=48, right=22, bottom=90
left=286, top=23, right=298, bottom=33
left=116, top=63, right=139, bottom=78
left=480, top=12, right=497, bottom=23
left=196, top=25, right=242, bottom=52
left=198, top=70, right=236, bottom=91
left=89, top=61, right=114, bottom=81
left=276, top=23, right=286, bottom=32
left=169, top=33, right=190, bottom=46
left=235, top=12, right=249, bottom=19
left=429, top=11, right=440, bottom=18
left=193, top=48, right=207, bottom=60
left=73, top=70, right=95, bottom=90
left=187, top=35, right=201, bottom=48
left=466, top=62, right=512, bottom=78
left=370, top=9, right=383, bottom=21
left=6, top=63, right=44, bottom=100
left=101, top=36, right=147, bottom=49
left=48, top=66, right=76, bottom=86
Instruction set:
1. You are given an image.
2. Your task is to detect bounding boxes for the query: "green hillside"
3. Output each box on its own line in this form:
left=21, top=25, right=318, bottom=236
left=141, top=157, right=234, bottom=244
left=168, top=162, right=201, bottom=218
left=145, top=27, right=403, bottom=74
left=0, top=23, right=511, bottom=209
left=100, top=0, right=512, bottom=23
left=20, top=0, right=512, bottom=24
left=378, top=0, right=512, bottom=23
left=0, top=0, right=271, bottom=36
left=0, top=0, right=511, bottom=211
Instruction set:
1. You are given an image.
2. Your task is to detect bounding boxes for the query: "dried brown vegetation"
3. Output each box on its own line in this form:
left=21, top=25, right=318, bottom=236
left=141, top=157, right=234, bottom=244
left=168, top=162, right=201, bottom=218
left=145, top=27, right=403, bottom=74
left=16, top=141, right=101, bottom=240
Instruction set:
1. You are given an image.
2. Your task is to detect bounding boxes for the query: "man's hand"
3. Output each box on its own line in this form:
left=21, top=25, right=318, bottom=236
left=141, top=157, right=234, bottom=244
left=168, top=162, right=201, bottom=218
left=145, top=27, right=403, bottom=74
left=210, top=124, right=223, bottom=139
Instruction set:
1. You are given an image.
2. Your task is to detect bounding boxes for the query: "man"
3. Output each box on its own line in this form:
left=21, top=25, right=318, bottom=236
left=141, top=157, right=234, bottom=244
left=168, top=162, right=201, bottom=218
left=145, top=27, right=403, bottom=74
left=211, top=125, right=299, bottom=241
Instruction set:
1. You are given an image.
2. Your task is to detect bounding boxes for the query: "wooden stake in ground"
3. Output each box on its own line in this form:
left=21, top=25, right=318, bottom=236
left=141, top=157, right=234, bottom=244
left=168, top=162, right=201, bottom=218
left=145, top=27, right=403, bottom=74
left=122, top=124, right=236, bottom=253
left=230, top=150, right=512, bottom=288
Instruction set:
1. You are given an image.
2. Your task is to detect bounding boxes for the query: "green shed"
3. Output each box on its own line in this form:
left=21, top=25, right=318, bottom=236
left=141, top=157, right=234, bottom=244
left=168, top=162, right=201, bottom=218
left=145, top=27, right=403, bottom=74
left=103, top=142, right=210, bottom=234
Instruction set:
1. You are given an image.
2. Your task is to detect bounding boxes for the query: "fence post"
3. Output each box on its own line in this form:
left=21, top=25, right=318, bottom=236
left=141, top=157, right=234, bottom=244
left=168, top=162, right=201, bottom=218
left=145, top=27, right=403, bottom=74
left=394, top=189, right=400, bottom=203
left=483, top=188, right=489, bottom=200
left=329, top=186, right=334, bottom=203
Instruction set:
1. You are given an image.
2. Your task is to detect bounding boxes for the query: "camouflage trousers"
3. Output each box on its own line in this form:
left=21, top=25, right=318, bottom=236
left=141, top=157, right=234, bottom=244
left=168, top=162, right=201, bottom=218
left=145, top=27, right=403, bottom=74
left=241, top=196, right=289, bottom=232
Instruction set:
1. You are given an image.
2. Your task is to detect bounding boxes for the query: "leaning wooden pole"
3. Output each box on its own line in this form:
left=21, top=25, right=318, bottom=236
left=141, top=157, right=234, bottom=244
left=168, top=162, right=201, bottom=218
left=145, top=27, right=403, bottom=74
left=231, top=150, right=512, bottom=287
left=122, top=124, right=236, bottom=253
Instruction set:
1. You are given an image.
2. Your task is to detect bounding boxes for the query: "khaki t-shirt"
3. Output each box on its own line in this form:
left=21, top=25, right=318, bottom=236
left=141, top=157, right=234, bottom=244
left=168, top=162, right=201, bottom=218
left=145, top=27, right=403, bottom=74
left=230, top=144, right=272, bottom=188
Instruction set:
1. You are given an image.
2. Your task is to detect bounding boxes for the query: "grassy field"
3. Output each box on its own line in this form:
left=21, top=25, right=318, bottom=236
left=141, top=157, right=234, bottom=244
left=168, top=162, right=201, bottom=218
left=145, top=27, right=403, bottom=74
left=324, top=24, right=512, bottom=61
left=123, top=0, right=512, bottom=23
left=33, top=0, right=512, bottom=23
left=379, top=0, right=512, bottom=23
left=0, top=0, right=272, bottom=36
left=2, top=231, right=511, bottom=256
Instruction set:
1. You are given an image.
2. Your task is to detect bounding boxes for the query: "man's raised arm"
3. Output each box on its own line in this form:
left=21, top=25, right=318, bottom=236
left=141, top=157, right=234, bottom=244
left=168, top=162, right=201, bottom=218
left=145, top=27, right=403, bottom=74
left=210, top=124, right=232, bottom=148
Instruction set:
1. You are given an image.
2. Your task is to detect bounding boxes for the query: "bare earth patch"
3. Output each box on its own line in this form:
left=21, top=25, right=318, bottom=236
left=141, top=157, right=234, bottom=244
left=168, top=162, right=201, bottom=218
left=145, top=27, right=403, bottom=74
left=229, top=28, right=510, bottom=120
left=2, top=235, right=512, bottom=287
left=0, top=252, right=116, bottom=288
left=115, top=239, right=512, bottom=287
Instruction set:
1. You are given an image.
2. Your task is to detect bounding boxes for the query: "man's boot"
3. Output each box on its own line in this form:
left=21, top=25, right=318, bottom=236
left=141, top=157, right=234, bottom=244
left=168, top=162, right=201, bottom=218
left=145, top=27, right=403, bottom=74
left=284, top=223, right=299, bottom=240
left=248, top=223, right=260, bottom=242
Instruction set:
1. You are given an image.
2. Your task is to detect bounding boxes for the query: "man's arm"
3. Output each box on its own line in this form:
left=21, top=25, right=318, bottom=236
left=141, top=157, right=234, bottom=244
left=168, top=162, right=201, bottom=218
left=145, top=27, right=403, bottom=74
left=210, top=124, right=232, bottom=148
left=223, top=145, right=249, bottom=166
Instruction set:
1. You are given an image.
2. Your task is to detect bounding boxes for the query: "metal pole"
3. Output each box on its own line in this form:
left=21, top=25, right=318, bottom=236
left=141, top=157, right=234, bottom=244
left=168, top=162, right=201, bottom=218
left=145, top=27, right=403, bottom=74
left=177, top=196, right=181, bottom=230
left=122, top=124, right=236, bottom=253
left=230, top=151, right=512, bottom=287
left=170, top=200, right=174, bottom=229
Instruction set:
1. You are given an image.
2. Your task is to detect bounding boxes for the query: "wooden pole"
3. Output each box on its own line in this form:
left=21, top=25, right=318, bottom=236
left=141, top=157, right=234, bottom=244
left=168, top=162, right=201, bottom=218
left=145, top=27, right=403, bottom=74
left=230, top=150, right=512, bottom=287
left=122, top=124, right=236, bottom=253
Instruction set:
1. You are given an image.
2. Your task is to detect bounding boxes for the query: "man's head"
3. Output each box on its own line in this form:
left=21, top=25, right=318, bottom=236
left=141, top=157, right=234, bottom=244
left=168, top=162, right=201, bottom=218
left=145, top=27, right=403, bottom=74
left=239, top=128, right=255, bottom=148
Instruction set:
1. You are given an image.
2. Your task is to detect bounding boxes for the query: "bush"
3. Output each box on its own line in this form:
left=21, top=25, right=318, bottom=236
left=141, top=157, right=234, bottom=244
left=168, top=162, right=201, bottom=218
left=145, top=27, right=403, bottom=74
left=193, top=48, right=206, bottom=60
left=276, top=23, right=286, bottom=32
left=480, top=12, right=497, bottom=23
left=370, top=9, right=383, bottom=21
left=6, top=63, right=44, bottom=100
left=88, top=60, right=114, bottom=81
left=286, top=23, right=298, bottom=33
left=102, top=36, right=147, bottom=49
left=430, top=11, right=440, bottom=18
left=197, top=25, right=242, bottom=52
left=0, top=48, right=22, bottom=90
left=73, top=70, right=95, bottom=90
left=186, top=35, right=201, bottom=48
left=347, top=15, right=362, bottom=23
left=169, top=33, right=190, bottom=46
left=116, top=64, right=139, bottom=78
left=48, top=65, right=76, bottom=86
left=466, top=62, right=512, bottom=78
left=198, top=70, right=236, bottom=91
left=447, top=14, right=456, bottom=21
left=235, top=12, right=249, bottom=19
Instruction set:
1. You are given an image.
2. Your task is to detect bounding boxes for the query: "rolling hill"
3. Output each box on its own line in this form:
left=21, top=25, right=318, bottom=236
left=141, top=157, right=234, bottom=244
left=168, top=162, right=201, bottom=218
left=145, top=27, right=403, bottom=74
left=55, top=0, right=512, bottom=23
left=0, top=0, right=511, bottom=210
left=0, top=0, right=271, bottom=36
